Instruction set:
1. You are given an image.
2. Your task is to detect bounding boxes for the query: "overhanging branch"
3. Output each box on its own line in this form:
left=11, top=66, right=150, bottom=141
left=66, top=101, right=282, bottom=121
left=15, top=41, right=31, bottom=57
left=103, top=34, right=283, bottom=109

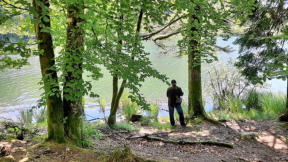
left=1, top=0, right=29, bottom=11
left=153, top=30, right=181, bottom=41
left=141, top=14, right=187, bottom=40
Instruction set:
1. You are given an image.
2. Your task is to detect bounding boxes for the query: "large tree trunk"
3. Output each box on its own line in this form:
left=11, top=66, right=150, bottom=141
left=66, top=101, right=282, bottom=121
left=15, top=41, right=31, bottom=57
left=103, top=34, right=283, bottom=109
left=187, top=13, right=207, bottom=119
left=63, top=1, right=85, bottom=145
left=188, top=53, right=206, bottom=118
left=32, top=0, right=64, bottom=143
left=279, top=78, right=288, bottom=122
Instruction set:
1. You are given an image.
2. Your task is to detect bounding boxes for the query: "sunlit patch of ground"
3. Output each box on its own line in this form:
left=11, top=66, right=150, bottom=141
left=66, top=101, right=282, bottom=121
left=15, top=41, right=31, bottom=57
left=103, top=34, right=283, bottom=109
left=92, top=120, right=288, bottom=161
left=1, top=120, right=288, bottom=162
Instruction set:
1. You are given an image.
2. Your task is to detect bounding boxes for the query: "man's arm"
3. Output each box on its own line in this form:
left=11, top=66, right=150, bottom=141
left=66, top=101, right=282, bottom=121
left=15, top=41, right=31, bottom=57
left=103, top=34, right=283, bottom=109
left=166, top=88, right=170, bottom=97
left=179, top=87, right=184, bottom=96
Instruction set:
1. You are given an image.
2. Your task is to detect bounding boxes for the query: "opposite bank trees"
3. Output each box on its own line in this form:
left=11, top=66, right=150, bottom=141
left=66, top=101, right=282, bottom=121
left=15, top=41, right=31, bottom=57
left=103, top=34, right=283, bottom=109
left=87, top=0, right=169, bottom=127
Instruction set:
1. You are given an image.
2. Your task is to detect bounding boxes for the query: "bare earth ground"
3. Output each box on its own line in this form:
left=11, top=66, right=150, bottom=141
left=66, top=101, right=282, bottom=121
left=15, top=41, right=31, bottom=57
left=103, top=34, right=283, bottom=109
left=0, top=120, right=287, bottom=162
left=92, top=120, right=288, bottom=162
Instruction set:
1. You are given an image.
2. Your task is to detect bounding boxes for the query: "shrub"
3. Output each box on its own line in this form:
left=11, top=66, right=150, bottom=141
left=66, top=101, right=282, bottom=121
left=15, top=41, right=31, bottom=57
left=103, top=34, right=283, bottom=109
left=245, top=90, right=262, bottom=110
left=113, top=123, right=137, bottom=131
left=33, top=108, right=46, bottom=124
left=82, top=122, right=104, bottom=147
left=260, top=93, right=286, bottom=115
left=228, top=96, right=243, bottom=113
left=121, top=93, right=139, bottom=120
left=149, top=104, right=159, bottom=122
left=140, top=116, right=151, bottom=126
left=18, top=109, right=33, bottom=127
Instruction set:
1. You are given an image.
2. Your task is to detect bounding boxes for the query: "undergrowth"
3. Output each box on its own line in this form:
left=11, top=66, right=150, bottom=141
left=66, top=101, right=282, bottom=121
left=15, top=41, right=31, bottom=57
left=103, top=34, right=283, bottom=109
left=209, top=92, right=286, bottom=120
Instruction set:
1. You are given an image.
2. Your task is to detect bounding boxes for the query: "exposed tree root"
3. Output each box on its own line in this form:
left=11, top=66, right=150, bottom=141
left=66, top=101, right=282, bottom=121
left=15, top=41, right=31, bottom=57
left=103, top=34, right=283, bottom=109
left=189, top=115, right=223, bottom=125
left=128, top=135, right=233, bottom=148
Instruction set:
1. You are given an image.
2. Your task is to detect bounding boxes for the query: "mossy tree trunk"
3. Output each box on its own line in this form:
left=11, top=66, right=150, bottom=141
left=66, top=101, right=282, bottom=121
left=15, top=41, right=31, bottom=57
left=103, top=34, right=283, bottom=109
left=63, top=1, right=85, bottom=145
left=32, top=0, right=65, bottom=143
left=187, top=13, right=207, bottom=119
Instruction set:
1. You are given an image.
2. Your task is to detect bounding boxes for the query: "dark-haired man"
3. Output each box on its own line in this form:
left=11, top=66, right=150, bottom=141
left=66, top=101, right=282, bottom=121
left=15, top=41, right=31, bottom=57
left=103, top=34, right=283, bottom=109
left=166, top=80, right=186, bottom=127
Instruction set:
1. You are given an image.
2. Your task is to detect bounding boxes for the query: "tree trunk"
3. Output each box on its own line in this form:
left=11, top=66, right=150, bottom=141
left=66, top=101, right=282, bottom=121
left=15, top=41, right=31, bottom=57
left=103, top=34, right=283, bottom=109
left=107, top=10, right=143, bottom=127
left=63, top=1, right=85, bottom=145
left=108, top=79, right=127, bottom=127
left=108, top=76, right=119, bottom=127
left=32, top=0, right=64, bottom=143
left=279, top=78, right=288, bottom=122
left=187, top=13, right=206, bottom=118
left=188, top=53, right=206, bottom=118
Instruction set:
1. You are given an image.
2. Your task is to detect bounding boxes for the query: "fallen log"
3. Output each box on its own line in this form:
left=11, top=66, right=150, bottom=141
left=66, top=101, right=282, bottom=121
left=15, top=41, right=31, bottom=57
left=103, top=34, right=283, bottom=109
left=128, top=134, right=233, bottom=148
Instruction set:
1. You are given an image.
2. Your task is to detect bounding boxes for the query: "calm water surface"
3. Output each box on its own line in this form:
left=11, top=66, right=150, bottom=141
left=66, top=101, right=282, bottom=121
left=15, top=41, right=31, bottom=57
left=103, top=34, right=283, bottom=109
left=0, top=38, right=285, bottom=120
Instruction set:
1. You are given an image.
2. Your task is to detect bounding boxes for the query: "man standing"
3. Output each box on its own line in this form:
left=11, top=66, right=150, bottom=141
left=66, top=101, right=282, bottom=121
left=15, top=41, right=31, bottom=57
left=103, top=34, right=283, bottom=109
left=166, top=80, right=186, bottom=127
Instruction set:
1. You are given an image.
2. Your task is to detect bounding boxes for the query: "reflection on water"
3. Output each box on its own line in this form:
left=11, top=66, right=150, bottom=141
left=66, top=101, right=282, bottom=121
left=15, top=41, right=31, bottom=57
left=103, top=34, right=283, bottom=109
left=0, top=38, right=286, bottom=120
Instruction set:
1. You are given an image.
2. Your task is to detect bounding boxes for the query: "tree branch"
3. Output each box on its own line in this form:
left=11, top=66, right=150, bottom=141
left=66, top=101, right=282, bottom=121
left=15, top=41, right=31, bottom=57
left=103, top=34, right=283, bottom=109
left=141, top=14, right=186, bottom=40
left=1, top=0, right=29, bottom=11
left=153, top=30, right=181, bottom=41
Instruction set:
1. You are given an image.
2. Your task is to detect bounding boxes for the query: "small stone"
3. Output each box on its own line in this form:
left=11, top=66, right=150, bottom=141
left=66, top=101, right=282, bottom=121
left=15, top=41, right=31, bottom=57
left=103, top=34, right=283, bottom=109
left=172, top=157, right=179, bottom=160
left=240, top=132, right=259, bottom=140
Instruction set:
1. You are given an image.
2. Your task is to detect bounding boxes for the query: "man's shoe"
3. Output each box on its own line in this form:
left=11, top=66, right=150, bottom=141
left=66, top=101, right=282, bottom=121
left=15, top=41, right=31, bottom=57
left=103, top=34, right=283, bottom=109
left=171, top=125, right=177, bottom=129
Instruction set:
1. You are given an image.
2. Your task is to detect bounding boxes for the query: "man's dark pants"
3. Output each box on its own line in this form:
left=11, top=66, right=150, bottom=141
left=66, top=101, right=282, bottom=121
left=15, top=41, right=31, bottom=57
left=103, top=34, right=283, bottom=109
left=168, top=105, right=185, bottom=126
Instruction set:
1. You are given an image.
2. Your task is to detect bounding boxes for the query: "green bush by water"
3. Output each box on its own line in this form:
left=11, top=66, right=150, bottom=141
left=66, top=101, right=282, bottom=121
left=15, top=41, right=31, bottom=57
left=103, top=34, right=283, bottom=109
left=245, top=90, right=262, bottom=110
left=149, top=104, right=159, bottom=122
left=121, top=93, right=139, bottom=120
left=260, top=93, right=286, bottom=115
left=209, top=92, right=286, bottom=120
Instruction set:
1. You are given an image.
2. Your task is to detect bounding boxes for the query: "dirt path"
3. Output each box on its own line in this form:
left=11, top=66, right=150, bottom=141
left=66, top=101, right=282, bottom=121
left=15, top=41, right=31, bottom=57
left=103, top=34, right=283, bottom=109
left=93, top=120, right=288, bottom=162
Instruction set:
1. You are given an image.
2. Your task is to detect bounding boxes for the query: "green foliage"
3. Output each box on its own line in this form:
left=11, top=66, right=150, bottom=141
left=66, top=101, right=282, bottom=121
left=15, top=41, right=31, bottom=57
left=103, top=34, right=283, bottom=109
left=244, top=90, right=262, bottom=110
left=209, top=93, right=286, bottom=120
left=86, top=0, right=169, bottom=108
left=121, top=93, right=139, bottom=120
left=140, top=116, right=151, bottom=126
left=151, top=122, right=171, bottom=130
left=173, top=0, right=236, bottom=62
left=33, top=108, right=46, bottom=124
left=148, top=104, right=159, bottom=122
left=260, top=93, right=286, bottom=115
left=227, top=97, right=244, bottom=113
left=112, top=123, right=137, bottom=131
left=82, top=123, right=104, bottom=147
left=0, top=133, right=15, bottom=140
left=102, top=146, right=147, bottom=162
left=235, top=0, right=288, bottom=85
left=18, top=109, right=33, bottom=127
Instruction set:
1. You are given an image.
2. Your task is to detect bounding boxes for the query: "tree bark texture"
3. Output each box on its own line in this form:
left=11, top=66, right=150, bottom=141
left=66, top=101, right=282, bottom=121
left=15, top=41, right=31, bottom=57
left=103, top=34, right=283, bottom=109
left=32, top=0, right=65, bottom=143
left=63, top=1, right=85, bottom=145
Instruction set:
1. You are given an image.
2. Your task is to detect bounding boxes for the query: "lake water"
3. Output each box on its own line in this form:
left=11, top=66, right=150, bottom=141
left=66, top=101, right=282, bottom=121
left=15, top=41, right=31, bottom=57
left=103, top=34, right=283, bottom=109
left=0, top=38, right=286, bottom=120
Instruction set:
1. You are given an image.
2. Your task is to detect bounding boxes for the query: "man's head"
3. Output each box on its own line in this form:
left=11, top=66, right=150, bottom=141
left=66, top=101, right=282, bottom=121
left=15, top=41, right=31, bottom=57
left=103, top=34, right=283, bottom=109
left=171, top=80, right=177, bottom=87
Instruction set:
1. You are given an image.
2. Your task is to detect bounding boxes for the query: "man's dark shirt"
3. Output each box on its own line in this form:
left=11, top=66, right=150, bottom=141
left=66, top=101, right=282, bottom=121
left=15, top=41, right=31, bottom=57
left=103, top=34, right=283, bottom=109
left=167, top=86, right=184, bottom=107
